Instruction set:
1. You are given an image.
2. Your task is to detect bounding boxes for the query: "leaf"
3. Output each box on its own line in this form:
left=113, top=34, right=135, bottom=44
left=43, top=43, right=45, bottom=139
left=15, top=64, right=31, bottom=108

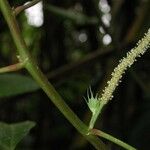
left=0, top=73, right=40, bottom=98
left=0, top=121, right=35, bottom=150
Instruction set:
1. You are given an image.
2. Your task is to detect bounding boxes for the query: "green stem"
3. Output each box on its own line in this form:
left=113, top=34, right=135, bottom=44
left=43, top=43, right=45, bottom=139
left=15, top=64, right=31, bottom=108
left=0, top=0, right=107, bottom=149
left=0, top=62, right=25, bottom=73
left=90, top=129, right=137, bottom=150
left=89, top=104, right=104, bottom=129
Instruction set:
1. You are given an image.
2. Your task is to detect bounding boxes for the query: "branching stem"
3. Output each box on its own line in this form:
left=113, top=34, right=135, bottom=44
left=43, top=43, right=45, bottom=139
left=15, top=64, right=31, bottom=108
left=0, top=0, right=107, bottom=149
left=0, top=62, right=25, bottom=73
left=90, top=129, right=137, bottom=150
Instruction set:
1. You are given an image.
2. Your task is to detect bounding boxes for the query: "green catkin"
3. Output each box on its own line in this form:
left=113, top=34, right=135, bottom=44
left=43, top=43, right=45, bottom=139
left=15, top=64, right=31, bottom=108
left=99, top=29, right=150, bottom=105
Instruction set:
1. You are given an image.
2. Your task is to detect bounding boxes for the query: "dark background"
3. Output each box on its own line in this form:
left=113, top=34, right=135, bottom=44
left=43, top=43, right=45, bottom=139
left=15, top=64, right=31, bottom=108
left=0, top=0, right=150, bottom=149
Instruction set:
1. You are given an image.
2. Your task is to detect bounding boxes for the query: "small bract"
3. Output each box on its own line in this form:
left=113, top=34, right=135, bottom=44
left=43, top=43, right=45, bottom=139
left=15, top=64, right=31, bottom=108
left=85, top=87, right=100, bottom=114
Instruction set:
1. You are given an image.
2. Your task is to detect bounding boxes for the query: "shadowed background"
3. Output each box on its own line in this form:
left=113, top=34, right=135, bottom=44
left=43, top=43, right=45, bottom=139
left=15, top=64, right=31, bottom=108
left=0, top=0, right=150, bottom=149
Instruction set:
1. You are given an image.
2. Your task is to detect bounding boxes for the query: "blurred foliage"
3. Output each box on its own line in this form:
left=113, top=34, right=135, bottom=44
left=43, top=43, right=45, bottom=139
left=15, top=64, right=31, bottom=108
left=0, top=73, right=39, bottom=98
left=0, top=121, right=35, bottom=150
left=0, top=0, right=150, bottom=149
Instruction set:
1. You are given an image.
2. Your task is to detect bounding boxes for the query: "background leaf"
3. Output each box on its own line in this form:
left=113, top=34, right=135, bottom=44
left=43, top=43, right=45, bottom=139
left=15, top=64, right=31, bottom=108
left=0, top=121, right=35, bottom=150
left=0, top=73, right=40, bottom=98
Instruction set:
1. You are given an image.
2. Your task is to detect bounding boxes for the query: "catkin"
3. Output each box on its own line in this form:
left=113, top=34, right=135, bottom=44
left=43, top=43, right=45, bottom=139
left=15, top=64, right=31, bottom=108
left=99, top=29, right=150, bottom=105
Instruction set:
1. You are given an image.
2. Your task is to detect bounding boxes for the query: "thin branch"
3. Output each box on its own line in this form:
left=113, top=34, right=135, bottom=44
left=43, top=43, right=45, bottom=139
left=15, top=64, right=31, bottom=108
left=90, top=129, right=137, bottom=150
left=14, top=0, right=41, bottom=16
left=0, top=62, right=25, bottom=73
left=0, top=57, right=28, bottom=73
left=47, top=47, right=113, bottom=80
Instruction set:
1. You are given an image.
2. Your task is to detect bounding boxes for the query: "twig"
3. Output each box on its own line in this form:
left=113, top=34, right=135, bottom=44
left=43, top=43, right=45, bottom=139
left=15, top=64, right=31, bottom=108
left=0, top=62, right=25, bottom=73
left=47, top=47, right=113, bottom=80
left=14, top=0, right=41, bottom=16
left=90, top=129, right=137, bottom=150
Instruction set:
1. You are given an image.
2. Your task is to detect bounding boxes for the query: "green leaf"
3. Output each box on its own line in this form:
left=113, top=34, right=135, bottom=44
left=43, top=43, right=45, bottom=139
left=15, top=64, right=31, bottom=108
left=0, top=73, right=40, bottom=98
left=0, top=121, right=35, bottom=150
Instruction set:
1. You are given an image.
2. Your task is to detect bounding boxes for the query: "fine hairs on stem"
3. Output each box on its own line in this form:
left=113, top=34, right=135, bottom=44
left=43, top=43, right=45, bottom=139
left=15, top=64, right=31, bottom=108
left=87, top=29, right=150, bottom=129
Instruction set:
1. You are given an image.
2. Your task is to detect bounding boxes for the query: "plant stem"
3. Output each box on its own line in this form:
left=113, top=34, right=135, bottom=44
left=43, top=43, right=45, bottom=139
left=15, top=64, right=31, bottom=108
left=90, top=129, right=137, bottom=150
left=14, top=0, right=41, bottom=16
left=89, top=105, right=103, bottom=129
left=0, top=62, right=25, bottom=73
left=0, top=0, right=107, bottom=149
